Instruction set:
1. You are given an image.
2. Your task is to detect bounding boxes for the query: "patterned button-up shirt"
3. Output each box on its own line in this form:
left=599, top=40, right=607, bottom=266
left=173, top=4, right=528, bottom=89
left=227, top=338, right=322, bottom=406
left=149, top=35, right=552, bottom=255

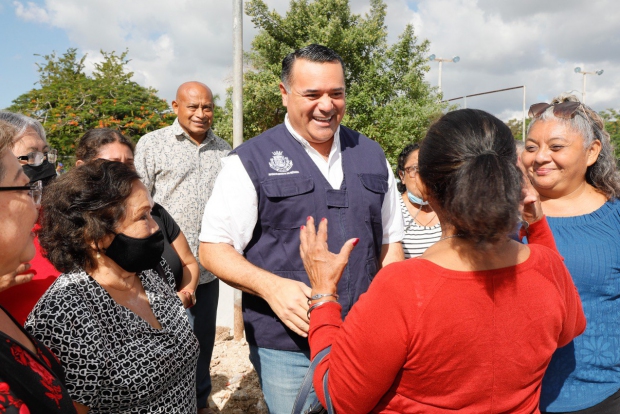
left=135, top=119, right=231, bottom=284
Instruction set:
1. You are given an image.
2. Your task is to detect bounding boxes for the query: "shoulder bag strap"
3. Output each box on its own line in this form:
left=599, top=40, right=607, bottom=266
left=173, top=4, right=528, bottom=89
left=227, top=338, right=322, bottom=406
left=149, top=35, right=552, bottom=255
left=291, top=346, right=332, bottom=414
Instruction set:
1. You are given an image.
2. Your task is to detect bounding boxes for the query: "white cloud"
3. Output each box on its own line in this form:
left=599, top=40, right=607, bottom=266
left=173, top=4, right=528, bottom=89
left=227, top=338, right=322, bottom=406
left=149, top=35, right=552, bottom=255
left=11, top=0, right=620, bottom=121
left=411, top=0, right=620, bottom=117
left=13, top=1, right=49, bottom=23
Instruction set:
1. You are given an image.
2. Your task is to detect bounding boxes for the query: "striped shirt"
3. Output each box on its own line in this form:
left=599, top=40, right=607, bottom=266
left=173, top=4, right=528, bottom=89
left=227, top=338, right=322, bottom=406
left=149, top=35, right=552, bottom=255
left=399, top=196, right=442, bottom=258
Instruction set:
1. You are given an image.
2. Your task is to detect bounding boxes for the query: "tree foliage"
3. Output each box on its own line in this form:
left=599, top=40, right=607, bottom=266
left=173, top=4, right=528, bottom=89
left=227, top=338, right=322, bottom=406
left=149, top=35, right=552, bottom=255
left=213, top=0, right=446, bottom=166
left=7, top=49, right=174, bottom=156
left=599, top=109, right=620, bottom=160
left=505, top=118, right=531, bottom=142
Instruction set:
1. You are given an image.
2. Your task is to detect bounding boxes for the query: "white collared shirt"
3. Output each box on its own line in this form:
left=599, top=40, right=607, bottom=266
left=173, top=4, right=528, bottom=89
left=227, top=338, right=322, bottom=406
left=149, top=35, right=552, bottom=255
left=199, top=115, right=403, bottom=253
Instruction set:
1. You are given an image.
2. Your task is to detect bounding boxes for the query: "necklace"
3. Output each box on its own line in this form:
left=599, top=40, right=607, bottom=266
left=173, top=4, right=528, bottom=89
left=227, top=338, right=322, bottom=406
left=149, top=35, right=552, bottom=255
left=437, top=234, right=464, bottom=243
left=408, top=205, right=437, bottom=230
left=415, top=211, right=437, bottom=227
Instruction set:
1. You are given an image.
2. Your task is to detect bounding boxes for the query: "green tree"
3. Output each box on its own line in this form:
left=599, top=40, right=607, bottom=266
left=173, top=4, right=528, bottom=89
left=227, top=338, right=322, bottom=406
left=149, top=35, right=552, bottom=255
left=213, top=0, right=446, bottom=167
left=599, top=109, right=620, bottom=160
left=505, top=118, right=531, bottom=142
left=7, top=49, right=174, bottom=156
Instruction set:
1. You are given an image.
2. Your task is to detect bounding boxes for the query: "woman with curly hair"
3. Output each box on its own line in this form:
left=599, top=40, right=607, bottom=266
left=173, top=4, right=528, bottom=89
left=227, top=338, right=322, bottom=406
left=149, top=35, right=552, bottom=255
left=74, top=128, right=199, bottom=309
left=522, top=94, right=620, bottom=413
left=25, top=160, right=199, bottom=413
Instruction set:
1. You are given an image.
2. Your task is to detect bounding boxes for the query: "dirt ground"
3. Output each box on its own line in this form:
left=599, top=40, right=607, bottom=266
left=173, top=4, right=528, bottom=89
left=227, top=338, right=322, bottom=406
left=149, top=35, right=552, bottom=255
left=207, top=327, right=268, bottom=413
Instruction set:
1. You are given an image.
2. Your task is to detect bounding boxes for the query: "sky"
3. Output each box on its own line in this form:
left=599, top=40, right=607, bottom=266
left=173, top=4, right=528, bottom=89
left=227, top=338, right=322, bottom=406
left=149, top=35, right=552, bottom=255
left=1, top=0, right=618, bottom=124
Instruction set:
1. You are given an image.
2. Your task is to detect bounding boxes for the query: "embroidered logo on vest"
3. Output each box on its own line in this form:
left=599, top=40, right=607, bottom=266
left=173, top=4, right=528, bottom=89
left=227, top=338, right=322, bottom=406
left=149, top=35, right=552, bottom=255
left=269, top=151, right=293, bottom=173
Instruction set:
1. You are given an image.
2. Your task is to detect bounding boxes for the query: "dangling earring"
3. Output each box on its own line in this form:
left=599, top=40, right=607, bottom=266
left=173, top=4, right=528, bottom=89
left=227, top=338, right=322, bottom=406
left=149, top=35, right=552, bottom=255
left=96, top=252, right=101, bottom=259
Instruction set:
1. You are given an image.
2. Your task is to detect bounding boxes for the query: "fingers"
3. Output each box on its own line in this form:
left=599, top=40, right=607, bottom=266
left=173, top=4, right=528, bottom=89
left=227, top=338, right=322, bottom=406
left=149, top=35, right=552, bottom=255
left=299, top=216, right=316, bottom=259
left=317, top=217, right=328, bottom=243
left=298, top=281, right=312, bottom=298
left=338, top=238, right=359, bottom=263
left=265, top=278, right=311, bottom=337
left=282, top=313, right=310, bottom=337
left=14, top=263, right=31, bottom=276
left=0, top=263, right=34, bottom=290
left=176, top=292, right=191, bottom=308
left=12, top=273, right=35, bottom=287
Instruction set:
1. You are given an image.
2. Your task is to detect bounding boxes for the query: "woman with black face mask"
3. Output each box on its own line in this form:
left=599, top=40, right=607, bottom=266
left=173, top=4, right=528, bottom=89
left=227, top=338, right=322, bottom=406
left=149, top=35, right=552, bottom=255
left=25, top=160, right=199, bottom=414
left=0, top=111, right=57, bottom=186
left=0, top=111, right=61, bottom=325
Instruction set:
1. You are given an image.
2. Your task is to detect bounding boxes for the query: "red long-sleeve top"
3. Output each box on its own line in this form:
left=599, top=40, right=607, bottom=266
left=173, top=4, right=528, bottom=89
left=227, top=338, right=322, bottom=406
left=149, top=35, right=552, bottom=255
left=308, top=218, right=585, bottom=413
left=0, top=227, right=60, bottom=325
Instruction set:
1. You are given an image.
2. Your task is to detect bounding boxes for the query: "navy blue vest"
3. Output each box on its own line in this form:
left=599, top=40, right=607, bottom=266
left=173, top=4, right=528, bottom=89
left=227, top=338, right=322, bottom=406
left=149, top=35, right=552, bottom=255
left=231, top=124, right=388, bottom=351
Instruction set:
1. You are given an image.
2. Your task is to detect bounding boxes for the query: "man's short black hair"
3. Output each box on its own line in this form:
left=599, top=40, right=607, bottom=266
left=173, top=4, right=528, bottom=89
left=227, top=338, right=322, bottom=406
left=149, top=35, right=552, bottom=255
left=281, top=44, right=345, bottom=90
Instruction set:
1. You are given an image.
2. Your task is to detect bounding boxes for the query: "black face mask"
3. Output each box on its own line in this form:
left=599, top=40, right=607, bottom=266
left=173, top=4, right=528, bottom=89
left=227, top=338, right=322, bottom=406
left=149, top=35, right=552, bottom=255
left=22, top=159, right=57, bottom=186
left=104, top=230, right=164, bottom=273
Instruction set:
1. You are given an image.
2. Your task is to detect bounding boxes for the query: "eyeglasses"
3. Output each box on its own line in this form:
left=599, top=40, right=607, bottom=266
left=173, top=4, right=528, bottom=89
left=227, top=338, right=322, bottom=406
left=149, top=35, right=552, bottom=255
left=0, top=180, right=43, bottom=205
left=17, top=149, right=57, bottom=166
left=403, top=165, right=419, bottom=178
left=528, top=101, right=582, bottom=119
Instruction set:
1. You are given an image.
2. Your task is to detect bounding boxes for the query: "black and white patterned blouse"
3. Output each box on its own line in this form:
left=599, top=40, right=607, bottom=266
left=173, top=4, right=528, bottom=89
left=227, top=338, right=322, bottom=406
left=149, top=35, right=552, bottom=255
left=25, top=265, right=199, bottom=413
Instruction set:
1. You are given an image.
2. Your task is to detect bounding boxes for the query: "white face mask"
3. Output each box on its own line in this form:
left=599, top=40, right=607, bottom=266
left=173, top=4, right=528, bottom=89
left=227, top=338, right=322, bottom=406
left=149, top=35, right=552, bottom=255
left=407, top=190, right=428, bottom=206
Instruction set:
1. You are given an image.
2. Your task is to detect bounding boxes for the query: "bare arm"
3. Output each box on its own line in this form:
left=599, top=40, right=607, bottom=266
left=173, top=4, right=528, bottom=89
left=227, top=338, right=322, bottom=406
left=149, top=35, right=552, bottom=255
left=199, top=242, right=312, bottom=337
left=170, top=231, right=200, bottom=308
left=379, top=242, right=404, bottom=268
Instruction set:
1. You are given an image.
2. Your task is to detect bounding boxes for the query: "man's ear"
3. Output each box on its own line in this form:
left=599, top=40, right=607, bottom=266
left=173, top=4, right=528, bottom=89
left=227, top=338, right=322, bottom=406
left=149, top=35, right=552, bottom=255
left=279, top=83, right=289, bottom=107
left=172, top=100, right=179, bottom=115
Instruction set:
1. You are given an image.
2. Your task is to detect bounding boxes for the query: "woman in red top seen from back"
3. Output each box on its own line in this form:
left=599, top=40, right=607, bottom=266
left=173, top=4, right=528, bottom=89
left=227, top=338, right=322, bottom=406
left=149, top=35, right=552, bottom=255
left=300, top=109, right=586, bottom=413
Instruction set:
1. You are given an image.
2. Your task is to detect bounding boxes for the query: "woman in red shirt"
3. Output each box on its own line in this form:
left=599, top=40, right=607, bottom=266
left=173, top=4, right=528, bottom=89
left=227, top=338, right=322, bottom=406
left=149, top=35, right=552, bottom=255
left=300, top=109, right=586, bottom=413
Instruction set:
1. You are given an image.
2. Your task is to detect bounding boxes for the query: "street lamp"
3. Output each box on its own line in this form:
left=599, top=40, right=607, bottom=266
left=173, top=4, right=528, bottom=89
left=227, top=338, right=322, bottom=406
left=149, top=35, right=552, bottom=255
left=574, top=67, right=604, bottom=104
left=428, top=54, right=460, bottom=94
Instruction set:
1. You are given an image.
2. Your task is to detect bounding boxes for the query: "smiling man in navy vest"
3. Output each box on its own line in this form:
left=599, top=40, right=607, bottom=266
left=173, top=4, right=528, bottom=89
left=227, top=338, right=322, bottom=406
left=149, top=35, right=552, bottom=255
left=199, top=44, right=404, bottom=414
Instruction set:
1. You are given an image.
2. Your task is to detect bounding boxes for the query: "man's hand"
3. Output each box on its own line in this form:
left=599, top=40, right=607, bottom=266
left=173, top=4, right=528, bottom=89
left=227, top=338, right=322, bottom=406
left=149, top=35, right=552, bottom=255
left=0, top=263, right=35, bottom=292
left=263, top=278, right=312, bottom=337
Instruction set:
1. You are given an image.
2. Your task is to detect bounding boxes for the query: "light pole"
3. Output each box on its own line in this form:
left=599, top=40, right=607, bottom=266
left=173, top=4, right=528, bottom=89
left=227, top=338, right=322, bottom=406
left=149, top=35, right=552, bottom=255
left=574, top=67, right=604, bottom=104
left=428, top=54, right=460, bottom=94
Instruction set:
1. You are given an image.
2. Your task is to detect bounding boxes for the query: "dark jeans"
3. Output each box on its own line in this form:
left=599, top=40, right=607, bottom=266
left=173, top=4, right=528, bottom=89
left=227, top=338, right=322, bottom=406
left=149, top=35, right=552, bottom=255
left=186, top=279, right=219, bottom=409
left=542, top=387, right=620, bottom=414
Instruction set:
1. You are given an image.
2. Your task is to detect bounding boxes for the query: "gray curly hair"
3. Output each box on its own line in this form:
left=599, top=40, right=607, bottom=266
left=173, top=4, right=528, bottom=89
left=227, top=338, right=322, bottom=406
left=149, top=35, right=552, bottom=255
left=527, top=93, right=620, bottom=199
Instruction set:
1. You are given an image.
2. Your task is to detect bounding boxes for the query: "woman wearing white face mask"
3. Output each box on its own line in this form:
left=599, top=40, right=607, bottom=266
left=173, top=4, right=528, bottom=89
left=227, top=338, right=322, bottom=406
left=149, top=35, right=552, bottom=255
left=396, top=144, right=442, bottom=258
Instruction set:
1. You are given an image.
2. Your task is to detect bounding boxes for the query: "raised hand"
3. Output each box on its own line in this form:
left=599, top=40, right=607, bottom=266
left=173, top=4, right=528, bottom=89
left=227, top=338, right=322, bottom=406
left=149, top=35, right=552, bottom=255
left=299, top=216, right=358, bottom=297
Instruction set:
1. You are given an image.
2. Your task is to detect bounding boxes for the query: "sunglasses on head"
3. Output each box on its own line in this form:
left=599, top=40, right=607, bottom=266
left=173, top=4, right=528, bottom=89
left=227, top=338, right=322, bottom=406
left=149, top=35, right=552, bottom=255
left=528, top=101, right=582, bottom=119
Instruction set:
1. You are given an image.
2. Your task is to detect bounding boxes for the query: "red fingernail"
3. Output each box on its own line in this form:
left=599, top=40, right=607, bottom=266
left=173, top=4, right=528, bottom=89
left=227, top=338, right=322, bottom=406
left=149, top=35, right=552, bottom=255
left=352, top=238, right=359, bottom=246
left=321, top=217, right=327, bottom=222
left=307, top=216, right=312, bottom=221
left=300, top=225, right=305, bottom=230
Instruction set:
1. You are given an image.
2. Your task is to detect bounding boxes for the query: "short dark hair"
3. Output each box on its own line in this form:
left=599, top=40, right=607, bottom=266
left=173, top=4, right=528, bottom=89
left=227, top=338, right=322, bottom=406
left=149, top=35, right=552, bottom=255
left=281, top=44, right=345, bottom=90
left=75, top=128, right=135, bottom=162
left=39, top=160, right=141, bottom=273
left=396, top=143, right=420, bottom=193
left=418, top=109, right=522, bottom=246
